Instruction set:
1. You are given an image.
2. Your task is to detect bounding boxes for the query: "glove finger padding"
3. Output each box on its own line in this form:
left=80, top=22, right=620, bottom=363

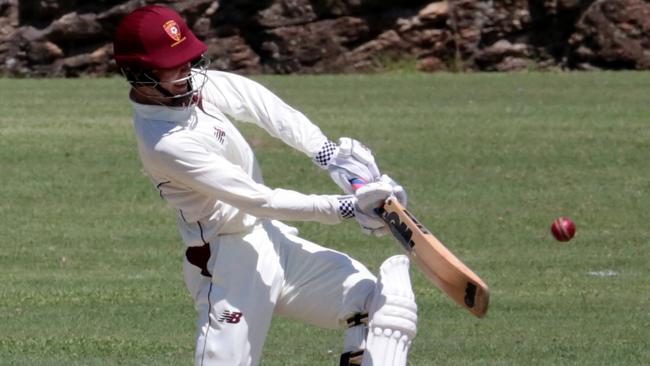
left=354, top=209, right=389, bottom=237
left=328, top=138, right=381, bottom=194
left=337, top=138, right=380, bottom=177
left=328, top=167, right=361, bottom=195
left=355, top=181, right=393, bottom=218
left=379, top=174, right=408, bottom=208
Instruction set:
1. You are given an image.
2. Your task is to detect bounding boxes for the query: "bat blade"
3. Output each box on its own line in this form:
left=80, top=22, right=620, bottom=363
left=379, top=197, right=490, bottom=318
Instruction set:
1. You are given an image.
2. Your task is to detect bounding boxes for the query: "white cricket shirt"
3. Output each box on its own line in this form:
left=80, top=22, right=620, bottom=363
left=130, top=70, right=344, bottom=247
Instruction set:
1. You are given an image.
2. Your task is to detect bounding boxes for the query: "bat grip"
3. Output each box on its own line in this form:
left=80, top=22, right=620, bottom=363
left=348, top=178, right=366, bottom=192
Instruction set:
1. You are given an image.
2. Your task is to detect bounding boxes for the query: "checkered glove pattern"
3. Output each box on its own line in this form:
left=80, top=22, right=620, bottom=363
left=338, top=196, right=356, bottom=219
left=313, top=140, right=338, bottom=168
left=337, top=182, right=392, bottom=236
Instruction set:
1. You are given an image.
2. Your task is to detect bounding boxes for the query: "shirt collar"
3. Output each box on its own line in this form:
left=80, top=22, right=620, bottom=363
left=129, top=96, right=196, bottom=124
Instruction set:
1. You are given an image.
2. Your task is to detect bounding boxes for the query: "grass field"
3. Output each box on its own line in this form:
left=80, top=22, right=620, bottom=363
left=1, top=71, right=648, bottom=365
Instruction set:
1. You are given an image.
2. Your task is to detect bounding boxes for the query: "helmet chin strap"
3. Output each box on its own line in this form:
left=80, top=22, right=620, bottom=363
left=153, top=83, right=176, bottom=98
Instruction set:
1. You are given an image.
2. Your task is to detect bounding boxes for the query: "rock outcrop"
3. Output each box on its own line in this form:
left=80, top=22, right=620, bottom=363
left=1, top=0, right=649, bottom=76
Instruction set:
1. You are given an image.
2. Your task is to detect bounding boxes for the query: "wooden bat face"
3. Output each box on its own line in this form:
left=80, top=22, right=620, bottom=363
left=378, top=197, right=490, bottom=318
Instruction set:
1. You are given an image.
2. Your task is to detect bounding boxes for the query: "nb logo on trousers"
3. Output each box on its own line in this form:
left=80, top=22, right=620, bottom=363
left=218, top=310, right=243, bottom=324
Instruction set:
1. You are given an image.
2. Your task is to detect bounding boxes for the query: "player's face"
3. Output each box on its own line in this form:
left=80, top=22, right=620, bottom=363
left=153, top=63, right=191, bottom=94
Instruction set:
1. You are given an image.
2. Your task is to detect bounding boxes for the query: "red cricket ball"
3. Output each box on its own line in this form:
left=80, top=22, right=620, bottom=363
left=551, top=217, right=576, bottom=242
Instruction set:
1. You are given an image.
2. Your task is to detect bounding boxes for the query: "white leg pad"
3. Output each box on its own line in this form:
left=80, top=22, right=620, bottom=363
left=361, top=255, right=417, bottom=366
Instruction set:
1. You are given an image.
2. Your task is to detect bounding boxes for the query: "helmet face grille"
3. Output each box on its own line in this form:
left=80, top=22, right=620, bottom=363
left=113, top=5, right=208, bottom=71
left=126, top=56, right=211, bottom=108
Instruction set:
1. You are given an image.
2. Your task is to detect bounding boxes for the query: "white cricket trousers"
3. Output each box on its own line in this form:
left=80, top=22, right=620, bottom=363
left=182, top=220, right=377, bottom=366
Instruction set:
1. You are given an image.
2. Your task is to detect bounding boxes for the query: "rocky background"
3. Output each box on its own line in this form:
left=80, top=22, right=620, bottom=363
left=0, top=0, right=649, bottom=76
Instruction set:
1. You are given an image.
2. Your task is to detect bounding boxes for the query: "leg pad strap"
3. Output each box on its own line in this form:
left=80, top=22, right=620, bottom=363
left=340, top=312, right=369, bottom=366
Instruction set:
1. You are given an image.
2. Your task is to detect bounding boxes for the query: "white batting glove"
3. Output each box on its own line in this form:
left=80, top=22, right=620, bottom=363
left=337, top=180, right=396, bottom=236
left=379, top=174, right=408, bottom=208
left=355, top=180, right=392, bottom=218
left=355, top=207, right=389, bottom=236
left=338, top=195, right=387, bottom=237
left=313, top=138, right=381, bottom=194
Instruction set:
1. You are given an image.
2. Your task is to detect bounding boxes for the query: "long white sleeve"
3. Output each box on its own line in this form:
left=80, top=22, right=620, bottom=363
left=199, top=70, right=328, bottom=157
left=130, top=93, right=347, bottom=247
left=149, top=133, right=342, bottom=224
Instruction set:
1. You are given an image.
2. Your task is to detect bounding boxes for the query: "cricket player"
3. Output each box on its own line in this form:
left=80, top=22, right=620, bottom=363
left=113, top=5, right=417, bottom=366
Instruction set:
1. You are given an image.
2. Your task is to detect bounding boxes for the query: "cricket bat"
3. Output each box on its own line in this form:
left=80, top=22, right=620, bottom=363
left=350, top=179, right=489, bottom=318
left=378, top=197, right=489, bottom=318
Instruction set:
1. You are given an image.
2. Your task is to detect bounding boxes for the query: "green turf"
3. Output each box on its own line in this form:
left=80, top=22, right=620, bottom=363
left=1, top=72, right=648, bottom=365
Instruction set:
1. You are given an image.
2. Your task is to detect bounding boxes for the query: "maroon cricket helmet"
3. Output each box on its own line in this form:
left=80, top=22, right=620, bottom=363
left=113, top=5, right=208, bottom=70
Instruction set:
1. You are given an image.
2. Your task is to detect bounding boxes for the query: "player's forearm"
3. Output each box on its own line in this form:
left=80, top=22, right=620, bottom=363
left=234, top=189, right=346, bottom=225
